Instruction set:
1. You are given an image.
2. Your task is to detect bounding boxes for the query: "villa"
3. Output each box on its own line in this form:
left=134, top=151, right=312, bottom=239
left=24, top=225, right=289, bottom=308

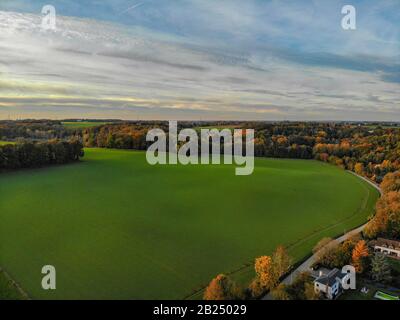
left=313, top=268, right=348, bottom=300
left=370, top=238, right=400, bottom=259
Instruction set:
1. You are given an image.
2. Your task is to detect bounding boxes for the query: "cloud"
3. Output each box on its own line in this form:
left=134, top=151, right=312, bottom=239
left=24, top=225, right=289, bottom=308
left=0, top=2, right=399, bottom=121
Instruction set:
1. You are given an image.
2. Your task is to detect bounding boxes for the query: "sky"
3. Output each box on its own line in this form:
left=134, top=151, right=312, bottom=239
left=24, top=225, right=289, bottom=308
left=0, top=0, right=399, bottom=121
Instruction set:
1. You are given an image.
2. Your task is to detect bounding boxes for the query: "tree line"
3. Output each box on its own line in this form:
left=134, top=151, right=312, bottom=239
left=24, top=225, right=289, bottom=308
left=0, top=140, right=84, bottom=171
left=79, top=122, right=400, bottom=183
left=364, top=171, right=400, bottom=239
left=81, top=123, right=164, bottom=150
left=0, top=120, right=73, bottom=140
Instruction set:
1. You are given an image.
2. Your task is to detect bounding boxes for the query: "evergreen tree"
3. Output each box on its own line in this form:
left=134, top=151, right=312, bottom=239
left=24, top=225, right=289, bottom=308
left=371, top=253, right=392, bottom=284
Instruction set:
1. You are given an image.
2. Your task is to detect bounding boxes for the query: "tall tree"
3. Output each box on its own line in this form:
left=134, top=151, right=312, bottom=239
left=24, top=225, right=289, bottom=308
left=354, top=162, right=364, bottom=175
left=313, top=237, right=339, bottom=267
left=271, top=283, right=290, bottom=300
left=304, top=282, right=320, bottom=300
left=254, top=256, right=278, bottom=289
left=380, top=171, right=400, bottom=193
left=370, top=253, right=392, bottom=284
left=272, top=245, right=292, bottom=278
left=203, top=274, right=241, bottom=300
left=351, top=240, right=370, bottom=273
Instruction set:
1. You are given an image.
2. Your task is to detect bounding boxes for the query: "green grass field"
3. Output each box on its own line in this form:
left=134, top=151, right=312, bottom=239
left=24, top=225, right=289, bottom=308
left=61, top=121, right=108, bottom=129
left=0, top=270, right=26, bottom=300
left=0, top=149, right=379, bottom=299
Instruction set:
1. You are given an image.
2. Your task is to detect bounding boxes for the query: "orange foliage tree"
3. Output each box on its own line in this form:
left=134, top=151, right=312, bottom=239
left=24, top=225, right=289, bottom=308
left=351, top=240, right=369, bottom=273
left=255, top=256, right=277, bottom=288
left=354, top=162, right=364, bottom=175
left=203, top=274, right=242, bottom=300
left=380, top=171, right=400, bottom=193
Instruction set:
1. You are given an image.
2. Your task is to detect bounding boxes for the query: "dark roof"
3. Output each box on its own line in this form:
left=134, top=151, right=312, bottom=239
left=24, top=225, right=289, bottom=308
left=315, top=268, right=346, bottom=287
left=370, top=238, right=400, bottom=250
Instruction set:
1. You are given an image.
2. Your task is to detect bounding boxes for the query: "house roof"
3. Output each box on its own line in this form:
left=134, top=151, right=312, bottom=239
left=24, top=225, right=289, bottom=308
left=315, top=268, right=346, bottom=287
left=370, top=238, right=400, bottom=250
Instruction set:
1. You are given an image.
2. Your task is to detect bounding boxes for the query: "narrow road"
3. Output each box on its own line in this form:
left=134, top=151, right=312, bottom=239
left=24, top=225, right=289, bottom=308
left=263, top=171, right=382, bottom=300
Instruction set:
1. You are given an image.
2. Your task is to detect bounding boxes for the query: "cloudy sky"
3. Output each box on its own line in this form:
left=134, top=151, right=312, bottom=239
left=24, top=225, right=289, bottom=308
left=0, top=0, right=399, bottom=121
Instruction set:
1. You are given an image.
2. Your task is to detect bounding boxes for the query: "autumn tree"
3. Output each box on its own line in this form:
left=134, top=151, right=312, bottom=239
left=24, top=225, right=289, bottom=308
left=272, top=245, right=292, bottom=278
left=271, top=283, right=290, bottom=300
left=354, top=162, right=364, bottom=175
left=247, top=279, right=264, bottom=299
left=284, top=272, right=317, bottom=300
left=304, top=282, right=320, bottom=300
left=351, top=240, right=370, bottom=273
left=203, top=274, right=242, bottom=300
left=380, top=171, right=400, bottom=193
left=313, top=238, right=340, bottom=267
left=249, top=246, right=293, bottom=298
left=333, top=236, right=360, bottom=267
left=365, top=191, right=400, bottom=238
left=254, top=256, right=278, bottom=289
left=370, top=254, right=392, bottom=284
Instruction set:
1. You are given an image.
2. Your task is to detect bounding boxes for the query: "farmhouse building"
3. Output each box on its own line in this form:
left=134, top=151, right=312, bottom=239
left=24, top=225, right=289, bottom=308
left=370, top=238, right=400, bottom=259
left=313, top=268, right=348, bottom=300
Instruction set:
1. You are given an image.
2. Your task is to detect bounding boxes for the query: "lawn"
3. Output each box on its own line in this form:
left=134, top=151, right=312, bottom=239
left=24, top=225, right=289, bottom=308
left=61, top=121, right=108, bottom=129
left=0, top=149, right=379, bottom=299
left=375, top=291, right=399, bottom=300
left=340, top=279, right=400, bottom=300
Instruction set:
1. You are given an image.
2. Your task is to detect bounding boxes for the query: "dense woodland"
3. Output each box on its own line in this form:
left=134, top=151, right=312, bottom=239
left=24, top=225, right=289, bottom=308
left=0, top=140, right=84, bottom=171
left=78, top=121, right=400, bottom=183
left=0, top=120, right=71, bottom=140
left=81, top=122, right=166, bottom=150
left=2, top=120, right=399, bottom=183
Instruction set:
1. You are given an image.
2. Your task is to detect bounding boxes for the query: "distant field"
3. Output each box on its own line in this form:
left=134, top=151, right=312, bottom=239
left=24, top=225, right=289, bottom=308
left=0, top=141, right=15, bottom=146
left=194, top=125, right=239, bottom=131
left=0, top=149, right=379, bottom=299
left=360, top=124, right=400, bottom=130
left=61, top=121, right=108, bottom=129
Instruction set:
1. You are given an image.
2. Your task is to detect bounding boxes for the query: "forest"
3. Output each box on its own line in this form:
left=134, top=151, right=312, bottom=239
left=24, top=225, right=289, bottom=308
left=2, top=120, right=399, bottom=183
left=77, top=121, right=400, bottom=183
left=0, top=140, right=84, bottom=171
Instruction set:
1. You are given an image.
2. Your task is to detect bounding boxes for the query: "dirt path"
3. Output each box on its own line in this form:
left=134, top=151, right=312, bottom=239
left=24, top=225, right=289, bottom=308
left=0, top=267, right=30, bottom=300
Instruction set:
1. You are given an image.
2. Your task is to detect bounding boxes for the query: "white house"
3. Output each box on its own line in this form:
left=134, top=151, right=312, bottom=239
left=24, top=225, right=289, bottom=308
left=314, top=268, right=348, bottom=300
left=370, top=238, right=400, bottom=259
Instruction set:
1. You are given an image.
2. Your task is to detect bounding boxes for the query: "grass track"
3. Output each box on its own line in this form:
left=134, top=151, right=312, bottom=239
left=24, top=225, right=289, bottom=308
left=0, top=148, right=379, bottom=299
